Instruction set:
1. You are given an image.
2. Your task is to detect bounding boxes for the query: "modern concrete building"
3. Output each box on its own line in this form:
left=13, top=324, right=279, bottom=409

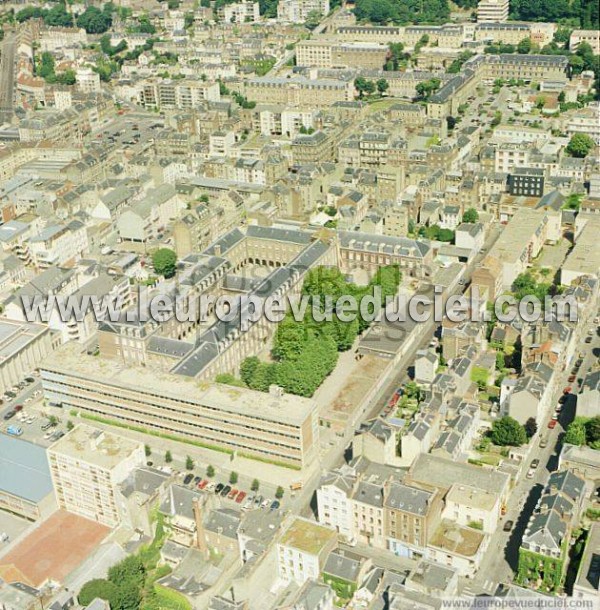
left=41, top=344, right=320, bottom=469
left=0, top=319, right=59, bottom=394
left=47, top=424, right=145, bottom=528
left=477, top=0, right=509, bottom=23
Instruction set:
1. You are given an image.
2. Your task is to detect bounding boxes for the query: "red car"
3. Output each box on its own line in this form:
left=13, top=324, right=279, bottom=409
left=568, top=375, right=576, bottom=382
left=228, top=488, right=239, bottom=500
left=548, top=419, right=558, bottom=429
left=198, top=479, right=208, bottom=490
left=563, top=386, right=572, bottom=395
left=14, top=405, right=23, bottom=412
left=236, top=491, right=247, bottom=504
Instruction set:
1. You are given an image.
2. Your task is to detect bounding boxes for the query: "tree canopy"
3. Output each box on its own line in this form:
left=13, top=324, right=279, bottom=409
left=152, top=248, right=177, bottom=278
left=490, top=416, right=527, bottom=446
left=354, top=0, right=450, bottom=24
left=462, top=208, right=479, bottom=223
left=566, top=133, right=595, bottom=158
left=77, top=6, right=113, bottom=34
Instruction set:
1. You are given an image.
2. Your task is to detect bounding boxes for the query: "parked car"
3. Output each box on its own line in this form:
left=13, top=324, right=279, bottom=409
left=183, top=473, right=194, bottom=485
left=243, top=495, right=254, bottom=510
left=228, top=488, right=238, bottom=500
left=261, top=498, right=271, bottom=509
left=220, top=485, right=231, bottom=497
left=585, top=336, right=592, bottom=344
left=198, top=479, right=208, bottom=490
left=530, top=459, right=540, bottom=469
left=6, top=425, right=22, bottom=436
left=41, top=421, right=53, bottom=431
left=548, top=419, right=558, bottom=429
left=539, top=437, right=548, bottom=448
left=215, top=483, right=224, bottom=495
left=568, top=375, right=576, bottom=382
left=236, top=491, right=247, bottom=504
left=24, top=377, right=35, bottom=384
left=563, top=386, right=571, bottom=395
left=254, top=495, right=263, bottom=508
left=3, top=410, right=15, bottom=420
left=503, top=520, right=514, bottom=532
left=526, top=469, right=535, bottom=479
left=193, top=476, right=201, bottom=486
left=270, top=500, right=280, bottom=511
left=13, top=405, right=23, bottom=412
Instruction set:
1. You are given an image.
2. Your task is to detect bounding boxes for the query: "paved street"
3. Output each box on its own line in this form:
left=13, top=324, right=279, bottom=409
left=467, top=309, right=600, bottom=595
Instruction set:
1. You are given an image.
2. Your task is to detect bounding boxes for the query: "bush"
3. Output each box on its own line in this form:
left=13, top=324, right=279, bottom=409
left=206, top=465, right=215, bottom=478
left=185, top=455, right=194, bottom=470
left=78, top=579, right=118, bottom=607
left=251, top=478, right=259, bottom=491
left=275, top=486, right=284, bottom=499
left=229, top=471, right=238, bottom=484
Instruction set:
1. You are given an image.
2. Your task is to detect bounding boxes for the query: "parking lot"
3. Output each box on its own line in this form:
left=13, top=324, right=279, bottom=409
left=0, top=374, right=70, bottom=447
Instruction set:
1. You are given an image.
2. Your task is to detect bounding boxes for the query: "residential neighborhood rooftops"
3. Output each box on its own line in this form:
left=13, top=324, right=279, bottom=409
left=279, top=518, right=336, bottom=555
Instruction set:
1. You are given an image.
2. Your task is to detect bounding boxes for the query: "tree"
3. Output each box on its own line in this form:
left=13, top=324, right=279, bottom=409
left=566, top=133, right=595, bottom=158
left=462, top=208, right=479, bottom=223
left=491, top=111, right=502, bottom=127
left=275, top=486, right=284, bottom=499
left=524, top=417, right=538, bottom=439
left=495, top=351, right=505, bottom=371
left=206, top=464, right=215, bottom=478
left=517, top=38, right=532, bottom=54
left=77, top=6, right=112, bottom=34
left=304, top=10, right=322, bottom=30
left=251, top=478, right=260, bottom=491
left=490, top=416, right=527, bottom=446
left=107, top=555, right=146, bottom=588
left=415, top=78, right=441, bottom=100
left=165, top=450, right=172, bottom=463
left=152, top=248, right=177, bottom=278
left=446, top=116, right=457, bottom=130
left=376, top=78, right=389, bottom=95
left=78, top=579, right=119, bottom=607
left=48, top=415, right=58, bottom=426
left=565, top=420, right=586, bottom=446
left=45, top=4, right=73, bottom=27
left=185, top=455, right=194, bottom=470
left=354, top=77, right=369, bottom=98
left=144, top=444, right=151, bottom=457
left=585, top=416, right=600, bottom=444
left=229, top=471, right=238, bottom=484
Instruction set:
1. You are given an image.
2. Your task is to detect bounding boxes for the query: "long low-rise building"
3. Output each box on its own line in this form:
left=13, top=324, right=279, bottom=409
left=40, top=344, right=319, bottom=469
left=0, top=435, right=55, bottom=520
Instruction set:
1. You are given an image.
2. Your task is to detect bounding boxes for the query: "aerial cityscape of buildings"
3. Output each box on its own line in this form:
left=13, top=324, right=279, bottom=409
left=0, top=0, right=598, bottom=609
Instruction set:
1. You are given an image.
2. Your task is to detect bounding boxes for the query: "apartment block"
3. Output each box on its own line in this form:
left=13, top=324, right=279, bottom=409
left=244, top=77, right=353, bottom=107
left=479, top=208, right=548, bottom=293
left=277, top=518, right=337, bottom=584
left=477, top=0, right=509, bottom=23
left=48, top=424, right=145, bottom=528
left=569, top=29, right=600, bottom=54
left=296, top=40, right=388, bottom=70
left=0, top=319, right=59, bottom=395
left=277, top=0, right=330, bottom=22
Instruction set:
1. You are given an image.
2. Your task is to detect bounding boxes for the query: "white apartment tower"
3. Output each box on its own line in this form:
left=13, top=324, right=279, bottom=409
left=277, top=0, right=330, bottom=22
left=477, top=0, right=509, bottom=22
left=48, top=424, right=145, bottom=528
